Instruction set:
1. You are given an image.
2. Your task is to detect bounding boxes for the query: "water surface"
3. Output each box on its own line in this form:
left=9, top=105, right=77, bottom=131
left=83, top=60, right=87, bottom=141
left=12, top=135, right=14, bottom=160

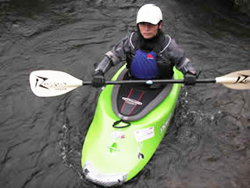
left=0, top=0, right=249, bottom=187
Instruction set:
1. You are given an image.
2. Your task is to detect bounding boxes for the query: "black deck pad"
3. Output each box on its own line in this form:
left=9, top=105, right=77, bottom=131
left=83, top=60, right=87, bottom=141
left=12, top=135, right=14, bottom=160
left=117, top=83, right=163, bottom=116
left=112, top=68, right=173, bottom=121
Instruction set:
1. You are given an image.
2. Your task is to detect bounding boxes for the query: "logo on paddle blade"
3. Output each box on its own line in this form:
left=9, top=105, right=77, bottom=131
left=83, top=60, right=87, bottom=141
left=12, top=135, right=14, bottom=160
left=236, top=74, right=250, bottom=84
left=35, top=76, right=49, bottom=89
left=122, top=97, right=142, bottom=105
left=34, top=76, right=67, bottom=90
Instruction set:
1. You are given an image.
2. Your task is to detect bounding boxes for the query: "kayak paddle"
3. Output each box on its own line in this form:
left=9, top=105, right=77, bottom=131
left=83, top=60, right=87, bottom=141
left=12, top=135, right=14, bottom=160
left=29, top=70, right=250, bottom=97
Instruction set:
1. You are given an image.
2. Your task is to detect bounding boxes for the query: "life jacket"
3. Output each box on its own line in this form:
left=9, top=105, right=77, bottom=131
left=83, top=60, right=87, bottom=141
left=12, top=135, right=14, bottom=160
left=130, top=50, right=159, bottom=79
left=126, top=32, right=174, bottom=79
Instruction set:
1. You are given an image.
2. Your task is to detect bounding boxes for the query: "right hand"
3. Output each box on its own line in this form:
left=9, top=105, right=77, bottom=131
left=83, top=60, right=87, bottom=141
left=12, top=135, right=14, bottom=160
left=184, top=71, right=197, bottom=85
left=92, top=70, right=105, bottom=88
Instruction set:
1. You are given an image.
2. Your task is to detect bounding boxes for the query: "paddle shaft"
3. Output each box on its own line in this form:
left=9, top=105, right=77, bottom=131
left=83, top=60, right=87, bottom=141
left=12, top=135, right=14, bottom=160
left=82, top=79, right=216, bottom=85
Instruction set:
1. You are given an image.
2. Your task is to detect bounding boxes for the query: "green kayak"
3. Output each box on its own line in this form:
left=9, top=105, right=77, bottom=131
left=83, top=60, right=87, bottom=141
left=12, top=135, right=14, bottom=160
left=81, top=65, right=183, bottom=187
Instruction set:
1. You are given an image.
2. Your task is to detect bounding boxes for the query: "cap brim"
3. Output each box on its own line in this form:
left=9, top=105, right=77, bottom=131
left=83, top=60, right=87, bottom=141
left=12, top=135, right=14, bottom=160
left=137, top=19, right=159, bottom=25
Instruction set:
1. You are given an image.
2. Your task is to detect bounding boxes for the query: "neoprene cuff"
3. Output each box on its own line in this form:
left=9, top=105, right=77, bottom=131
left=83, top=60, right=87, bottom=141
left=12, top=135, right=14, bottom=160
left=106, top=51, right=120, bottom=65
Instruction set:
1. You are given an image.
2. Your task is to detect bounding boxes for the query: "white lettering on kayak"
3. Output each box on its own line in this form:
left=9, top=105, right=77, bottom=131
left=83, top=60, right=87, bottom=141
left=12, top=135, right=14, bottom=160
left=122, top=97, right=142, bottom=105
left=111, top=130, right=125, bottom=139
left=160, top=113, right=173, bottom=134
left=134, top=127, right=154, bottom=142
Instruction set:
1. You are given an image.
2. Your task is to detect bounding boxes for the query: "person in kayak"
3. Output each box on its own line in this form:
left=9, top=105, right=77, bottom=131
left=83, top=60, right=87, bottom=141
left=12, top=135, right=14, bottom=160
left=92, top=4, right=197, bottom=87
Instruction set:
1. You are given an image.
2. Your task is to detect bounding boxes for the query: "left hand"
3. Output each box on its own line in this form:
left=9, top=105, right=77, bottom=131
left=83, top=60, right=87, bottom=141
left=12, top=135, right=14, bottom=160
left=184, top=72, right=197, bottom=85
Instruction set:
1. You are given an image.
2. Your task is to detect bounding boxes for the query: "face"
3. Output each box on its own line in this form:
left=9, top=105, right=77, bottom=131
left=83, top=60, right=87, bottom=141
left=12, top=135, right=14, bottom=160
left=138, top=22, right=162, bottom=39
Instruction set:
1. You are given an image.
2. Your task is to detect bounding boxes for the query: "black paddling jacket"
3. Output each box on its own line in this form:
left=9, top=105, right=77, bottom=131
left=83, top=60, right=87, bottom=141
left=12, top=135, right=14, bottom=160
left=104, top=31, right=196, bottom=79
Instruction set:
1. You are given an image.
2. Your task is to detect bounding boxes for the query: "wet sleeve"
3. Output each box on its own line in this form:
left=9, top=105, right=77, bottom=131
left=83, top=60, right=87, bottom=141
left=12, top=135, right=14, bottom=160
left=105, top=35, right=131, bottom=66
left=165, top=39, right=196, bottom=74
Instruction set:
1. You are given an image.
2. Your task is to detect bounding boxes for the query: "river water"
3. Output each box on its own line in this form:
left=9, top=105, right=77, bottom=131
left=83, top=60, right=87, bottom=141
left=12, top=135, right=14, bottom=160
left=0, top=0, right=250, bottom=188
